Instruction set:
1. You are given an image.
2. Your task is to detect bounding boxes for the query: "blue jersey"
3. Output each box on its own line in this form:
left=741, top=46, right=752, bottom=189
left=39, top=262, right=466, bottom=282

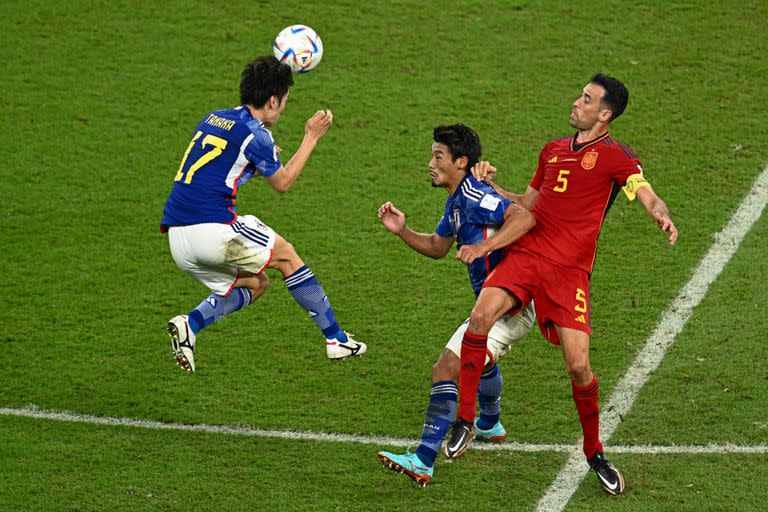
left=435, top=175, right=511, bottom=296
left=161, top=106, right=282, bottom=230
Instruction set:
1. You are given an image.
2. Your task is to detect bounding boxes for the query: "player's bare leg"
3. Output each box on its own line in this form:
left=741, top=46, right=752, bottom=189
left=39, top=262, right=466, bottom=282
left=267, top=234, right=304, bottom=277
left=236, top=271, right=270, bottom=302
left=558, top=326, right=625, bottom=495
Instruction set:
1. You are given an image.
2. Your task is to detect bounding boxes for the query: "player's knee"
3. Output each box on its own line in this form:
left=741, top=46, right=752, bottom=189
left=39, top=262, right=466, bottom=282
left=468, top=308, right=495, bottom=335
left=431, top=359, right=457, bottom=384
left=274, top=235, right=297, bottom=257
left=251, top=273, right=270, bottom=293
left=271, top=236, right=304, bottom=275
left=282, top=241, right=298, bottom=260
left=565, top=360, right=592, bottom=382
left=432, top=350, right=460, bottom=383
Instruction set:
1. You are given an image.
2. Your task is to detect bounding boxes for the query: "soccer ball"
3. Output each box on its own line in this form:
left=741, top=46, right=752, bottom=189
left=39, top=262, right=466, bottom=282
left=273, top=25, right=323, bottom=73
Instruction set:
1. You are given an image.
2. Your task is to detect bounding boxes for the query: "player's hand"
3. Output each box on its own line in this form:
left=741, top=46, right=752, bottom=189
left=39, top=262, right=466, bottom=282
left=378, top=201, right=406, bottom=234
left=456, top=243, right=487, bottom=264
left=305, top=109, right=333, bottom=142
left=653, top=210, right=678, bottom=245
left=471, top=160, right=496, bottom=183
left=275, top=145, right=283, bottom=154
left=637, top=188, right=677, bottom=246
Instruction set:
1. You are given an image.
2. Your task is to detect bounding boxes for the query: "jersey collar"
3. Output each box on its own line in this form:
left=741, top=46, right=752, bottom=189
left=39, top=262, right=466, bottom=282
left=570, top=131, right=609, bottom=152
left=239, top=105, right=264, bottom=127
left=451, top=173, right=472, bottom=197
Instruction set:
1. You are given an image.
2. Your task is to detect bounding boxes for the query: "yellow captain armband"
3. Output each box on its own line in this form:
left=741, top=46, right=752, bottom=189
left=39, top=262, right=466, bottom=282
left=622, top=173, right=651, bottom=201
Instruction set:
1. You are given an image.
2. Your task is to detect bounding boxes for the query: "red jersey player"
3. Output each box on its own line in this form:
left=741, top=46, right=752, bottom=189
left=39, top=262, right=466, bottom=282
left=443, top=73, right=678, bottom=496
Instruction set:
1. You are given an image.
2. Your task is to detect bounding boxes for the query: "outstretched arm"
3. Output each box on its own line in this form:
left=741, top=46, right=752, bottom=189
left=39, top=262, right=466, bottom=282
left=636, top=185, right=678, bottom=245
left=378, top=201, right=454, bottom=259
left=471, top=161, right=538, bottom=209
left=512, top=186, right=539, bottom=211
left=265, top=110, right=333, bottom=193
left=455, top=203, right=535, bottom=264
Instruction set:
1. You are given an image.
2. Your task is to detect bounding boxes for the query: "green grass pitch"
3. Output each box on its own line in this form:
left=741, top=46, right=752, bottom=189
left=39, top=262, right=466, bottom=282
left=1, top=1, right=767, bottom=511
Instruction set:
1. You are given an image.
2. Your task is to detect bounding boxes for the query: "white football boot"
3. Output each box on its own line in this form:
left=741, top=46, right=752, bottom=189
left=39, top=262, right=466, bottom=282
left=326, top=332, right=366, bottom=360
left=168, top=315, right=196, bottom=372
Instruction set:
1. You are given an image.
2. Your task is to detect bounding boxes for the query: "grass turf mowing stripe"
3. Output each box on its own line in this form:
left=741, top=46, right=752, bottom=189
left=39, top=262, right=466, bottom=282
left=536, top=162, right=768, bottom=511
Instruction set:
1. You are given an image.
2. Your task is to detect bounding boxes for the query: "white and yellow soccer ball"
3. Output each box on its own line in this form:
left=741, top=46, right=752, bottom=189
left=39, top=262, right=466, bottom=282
left=273, top=24, right=323, bottom=73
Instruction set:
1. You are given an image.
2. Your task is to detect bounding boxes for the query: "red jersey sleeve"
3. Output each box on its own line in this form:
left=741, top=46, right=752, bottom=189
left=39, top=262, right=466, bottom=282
left=611, top=142, right=643, bottom=187
left=529, top=145, right=548, bottom=190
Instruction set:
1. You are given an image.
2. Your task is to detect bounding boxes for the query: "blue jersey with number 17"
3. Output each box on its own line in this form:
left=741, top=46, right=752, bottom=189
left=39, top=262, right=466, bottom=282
left=160, top=106, right=282, bottom=231
left=435, top=174, right=511, bottom=297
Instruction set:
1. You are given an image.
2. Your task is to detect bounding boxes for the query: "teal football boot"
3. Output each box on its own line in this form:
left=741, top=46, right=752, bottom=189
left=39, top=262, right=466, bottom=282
left=474, top=418, right=508, bottom=443
left=377, top=449, right=434, bottom=486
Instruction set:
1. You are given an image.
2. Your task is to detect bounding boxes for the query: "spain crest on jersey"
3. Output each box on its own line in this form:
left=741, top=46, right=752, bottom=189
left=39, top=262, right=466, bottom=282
left=581, top=151, right=598, bottom=170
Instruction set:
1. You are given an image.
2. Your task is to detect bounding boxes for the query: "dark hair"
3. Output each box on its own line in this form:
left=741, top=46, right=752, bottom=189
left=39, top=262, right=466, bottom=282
left=240, top=56, right=294, bottom=108
left=433, top=124, right=482, bottom=172
left=590, top=73, right=629, bottom=121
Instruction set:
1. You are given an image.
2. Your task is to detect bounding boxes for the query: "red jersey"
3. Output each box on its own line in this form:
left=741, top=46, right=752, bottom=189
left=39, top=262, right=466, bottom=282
left=516, top=132, right=642, bottom=272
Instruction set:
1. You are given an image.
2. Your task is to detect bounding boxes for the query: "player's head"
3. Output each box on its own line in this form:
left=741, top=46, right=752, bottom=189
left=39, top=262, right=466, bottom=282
left=430, top=124, right=482, bottom=188
left=570, top=73, right=629, bottom=130
left=591, top=73, right=629, bottom=121
left=240, top=56, right=294, bottom=124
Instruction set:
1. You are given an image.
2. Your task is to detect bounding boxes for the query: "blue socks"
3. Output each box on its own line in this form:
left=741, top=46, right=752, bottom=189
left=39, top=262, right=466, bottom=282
left=415, top=381, right=458, bottom=467
left=477, top=363, right=503, bottom=430
left=284, top=265, right=347, bottom=342
left=187, top=288, right=253, bottom=334
left=412, top=366, right=503, bottom=467
left=186, top=265, right=347, bottom=343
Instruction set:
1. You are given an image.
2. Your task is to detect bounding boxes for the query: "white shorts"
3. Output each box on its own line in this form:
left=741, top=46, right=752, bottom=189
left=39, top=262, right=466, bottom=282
left=445, top=302, right=536, bottom=366
left=168, top=214, right=276, bottom=295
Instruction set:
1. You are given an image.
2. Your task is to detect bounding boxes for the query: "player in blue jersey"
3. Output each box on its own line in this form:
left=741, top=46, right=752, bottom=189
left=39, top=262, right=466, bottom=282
left=375, top=124, right=536, bottom=486
left=160, top=56, right=366, bottom=372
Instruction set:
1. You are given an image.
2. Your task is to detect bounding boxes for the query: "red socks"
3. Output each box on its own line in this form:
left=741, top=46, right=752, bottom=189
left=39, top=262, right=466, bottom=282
left=461, top=330, right=604, bottom=458
left=572, top=375, right=604, bottom=458
left=457, top=330, right=487, bottom=423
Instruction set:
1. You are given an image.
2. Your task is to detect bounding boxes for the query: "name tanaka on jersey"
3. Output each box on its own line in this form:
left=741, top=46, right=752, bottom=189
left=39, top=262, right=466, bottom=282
left=205, top=114, right=236, bottom=131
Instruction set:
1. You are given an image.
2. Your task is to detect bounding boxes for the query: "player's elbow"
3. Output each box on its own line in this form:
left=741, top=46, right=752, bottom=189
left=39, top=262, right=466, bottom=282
left=508, top=207, right=536, bottom=232
left=426, top=235, right=451, bottom=259
left=426, top=246, right=448, bottom=260
left=265, top=167, right=295, bottom=194
left=521, top=209, right=536, bottom=230
left=269, top=180, right=292, bottom=194
left=427, top=250, right=446, bottom=260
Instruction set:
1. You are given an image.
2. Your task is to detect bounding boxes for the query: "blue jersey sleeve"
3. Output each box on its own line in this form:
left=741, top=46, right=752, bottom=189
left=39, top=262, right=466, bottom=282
left=435, top=200, right=454, bottom=238
left=244, top=124, right=282, bottom=177
left=435, top=215, right=453, bottom=238
left=463, top=192, right=510, bottom=226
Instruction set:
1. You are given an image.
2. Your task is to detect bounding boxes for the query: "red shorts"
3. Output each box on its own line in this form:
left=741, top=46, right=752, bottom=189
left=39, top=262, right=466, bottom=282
left=483, top=248, right=591, bottom=345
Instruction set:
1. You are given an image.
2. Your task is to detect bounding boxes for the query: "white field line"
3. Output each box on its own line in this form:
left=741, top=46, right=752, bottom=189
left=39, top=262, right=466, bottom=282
left=536, top=163, right=768, bottom=512
left=2, top=405, right=767, bottom=455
